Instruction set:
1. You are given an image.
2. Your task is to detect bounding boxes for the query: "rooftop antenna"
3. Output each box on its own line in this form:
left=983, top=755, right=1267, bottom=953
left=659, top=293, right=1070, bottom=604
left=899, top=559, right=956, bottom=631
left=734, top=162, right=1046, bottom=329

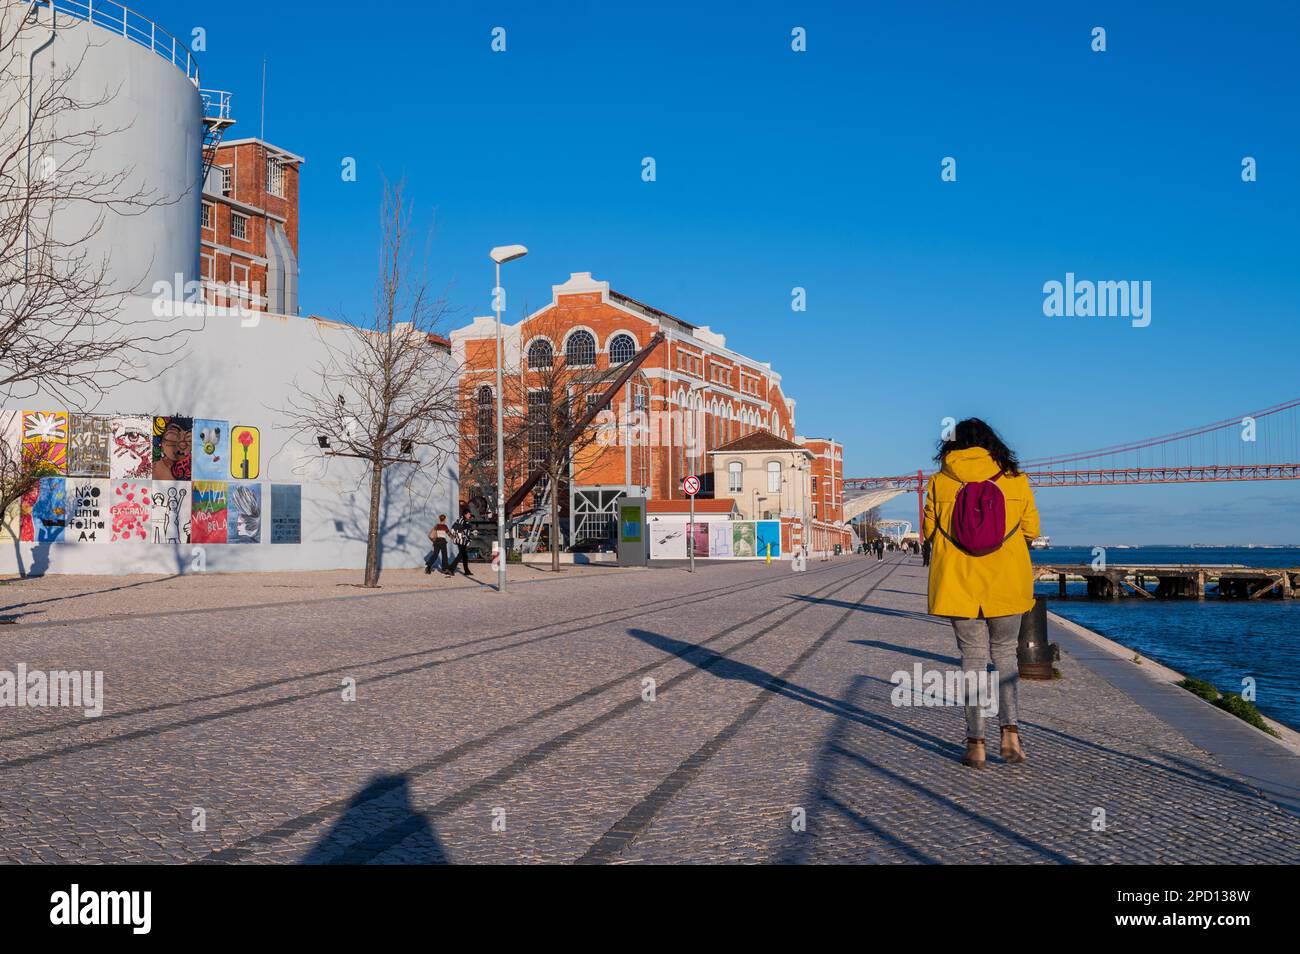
left=259, top=57, right=267, bottom=141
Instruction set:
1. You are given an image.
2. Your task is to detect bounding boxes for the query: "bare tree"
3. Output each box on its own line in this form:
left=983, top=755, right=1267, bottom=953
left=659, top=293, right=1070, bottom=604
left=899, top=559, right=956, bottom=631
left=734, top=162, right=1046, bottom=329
left=495, top=309, right=619, bottom=572
left=283, top=179, right=459, bottom=587
left=0, top=2, right=186, bottom=409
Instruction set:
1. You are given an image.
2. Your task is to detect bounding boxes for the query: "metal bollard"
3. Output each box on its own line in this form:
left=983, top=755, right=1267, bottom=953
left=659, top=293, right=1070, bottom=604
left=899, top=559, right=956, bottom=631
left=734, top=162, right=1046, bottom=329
left=1017, top=596, right=1059, bottom=680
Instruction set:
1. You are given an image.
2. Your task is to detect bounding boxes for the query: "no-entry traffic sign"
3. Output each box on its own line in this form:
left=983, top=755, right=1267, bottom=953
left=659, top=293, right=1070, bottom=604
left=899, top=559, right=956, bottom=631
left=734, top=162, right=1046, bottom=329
left=682, top=475, right=700, bottom=496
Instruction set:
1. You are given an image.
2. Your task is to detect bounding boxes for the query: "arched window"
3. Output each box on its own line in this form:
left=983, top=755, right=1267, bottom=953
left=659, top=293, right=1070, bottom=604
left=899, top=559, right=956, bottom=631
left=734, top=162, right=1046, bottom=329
left=728, top=461, right=743, bottom=493
left=476, top=385, right=494, bottom=461
left=565, top=330, right=596, bottom=366
left=767, top=460, right=781, bottom=493
left=608, top=333, right=635, bottom=364
left=527, top=339, right=553, bottom=369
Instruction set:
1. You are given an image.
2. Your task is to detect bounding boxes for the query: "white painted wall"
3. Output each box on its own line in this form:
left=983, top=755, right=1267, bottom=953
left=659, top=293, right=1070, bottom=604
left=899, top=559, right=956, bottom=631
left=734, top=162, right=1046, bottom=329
left=2, top=297, right=458, bottom=576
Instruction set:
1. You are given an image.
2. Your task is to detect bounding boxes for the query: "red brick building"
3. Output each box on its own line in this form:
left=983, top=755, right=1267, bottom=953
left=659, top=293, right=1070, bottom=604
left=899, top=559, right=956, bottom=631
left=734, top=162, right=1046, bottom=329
left=200, top=138, right=303, bottom=315
left=452, top=271, right=849, bottom=551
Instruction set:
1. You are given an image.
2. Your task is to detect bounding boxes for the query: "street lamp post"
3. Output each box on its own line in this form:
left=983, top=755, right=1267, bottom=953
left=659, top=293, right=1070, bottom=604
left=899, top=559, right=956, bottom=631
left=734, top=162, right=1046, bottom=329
left=490, top=244, right=528, bottom=594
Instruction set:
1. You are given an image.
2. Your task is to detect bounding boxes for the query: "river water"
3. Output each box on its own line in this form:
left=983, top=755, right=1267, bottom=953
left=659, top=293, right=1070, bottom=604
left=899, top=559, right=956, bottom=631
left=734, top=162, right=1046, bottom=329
left=1030, top=546, right=1300, bottom=730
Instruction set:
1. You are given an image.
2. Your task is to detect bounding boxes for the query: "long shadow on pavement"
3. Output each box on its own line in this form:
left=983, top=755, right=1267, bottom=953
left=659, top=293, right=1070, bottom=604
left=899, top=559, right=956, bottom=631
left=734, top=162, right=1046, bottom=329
left=301, top=774, right=447, bottom=864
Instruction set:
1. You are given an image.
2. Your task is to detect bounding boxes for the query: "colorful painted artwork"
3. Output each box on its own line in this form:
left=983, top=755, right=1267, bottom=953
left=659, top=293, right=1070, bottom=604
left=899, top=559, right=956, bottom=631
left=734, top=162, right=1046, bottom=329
left=690, top=521, right=709, bottom=558
left=67, top=414, right=112, bottom=477
left=709, top=522, right=733, bottom=558
left=231, top=425, right=260, bottom=480
left=65, top=479, right=110, bottom=543
left=18, top=480, right=40, bottom=541
left=152, top=416, right=193, bottom=480
left=191, top=480, right=228, bottom=544
left=732, top=521, right=757, bottom=558
left=110, top=479, right=151, bottom=542
left=227, top=483, right=261, bottom=543
left=21, top=410, right=68, bottom=475
left=31, top=477, right=68, bottom=542
left=150, top=481, right=191, bottom=544
left=192, top=419, right=228, bottom=481
left=0, top=498, right=19, bottom=542
left=270, top=484, right=301, bottom=544
left=756, top=520, right=781, bottom=559
left=109, top=415, right=153, bottom=479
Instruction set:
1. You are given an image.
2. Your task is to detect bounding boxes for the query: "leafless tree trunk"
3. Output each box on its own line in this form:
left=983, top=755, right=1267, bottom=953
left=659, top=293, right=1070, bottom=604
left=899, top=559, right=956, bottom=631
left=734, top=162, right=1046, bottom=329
left=283, top=179, right=459, bottom=587
left=0, top=3, right=186, bottom=408
left=470, top=310, right=621, bottom=571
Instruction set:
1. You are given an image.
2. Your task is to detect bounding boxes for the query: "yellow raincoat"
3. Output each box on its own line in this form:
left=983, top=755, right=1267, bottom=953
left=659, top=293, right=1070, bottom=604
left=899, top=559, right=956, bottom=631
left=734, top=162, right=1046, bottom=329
left=923, top=447, right=1041, bottom=618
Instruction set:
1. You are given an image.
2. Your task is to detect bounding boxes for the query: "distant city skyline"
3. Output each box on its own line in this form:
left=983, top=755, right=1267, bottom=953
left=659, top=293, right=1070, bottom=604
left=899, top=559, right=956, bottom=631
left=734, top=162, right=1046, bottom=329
left=172, top=0, right=1300, bottom=542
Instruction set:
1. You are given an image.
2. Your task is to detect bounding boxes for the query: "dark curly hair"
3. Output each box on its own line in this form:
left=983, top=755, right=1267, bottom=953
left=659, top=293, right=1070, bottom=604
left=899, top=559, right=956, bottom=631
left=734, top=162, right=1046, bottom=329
left=934, top=417, right=1021, bottom=475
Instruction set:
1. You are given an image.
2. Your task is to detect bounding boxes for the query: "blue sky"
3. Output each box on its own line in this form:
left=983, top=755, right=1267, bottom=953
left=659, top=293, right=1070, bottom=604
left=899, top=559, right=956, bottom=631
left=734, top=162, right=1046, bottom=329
left=172, top=0, right=1298, bottom=543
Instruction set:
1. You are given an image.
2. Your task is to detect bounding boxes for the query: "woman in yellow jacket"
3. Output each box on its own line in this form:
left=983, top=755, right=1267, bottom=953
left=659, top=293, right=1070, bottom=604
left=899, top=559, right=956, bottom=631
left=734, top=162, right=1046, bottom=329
left=923, top=418, right=1040, bottom=769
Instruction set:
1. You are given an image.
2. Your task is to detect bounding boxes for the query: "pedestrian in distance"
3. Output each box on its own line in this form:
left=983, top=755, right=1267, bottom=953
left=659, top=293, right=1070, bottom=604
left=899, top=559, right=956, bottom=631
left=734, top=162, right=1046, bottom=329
left=449, top=507, right=474, bottom=578
left=924, top=418, right=1040, bottom=770
left=427, top=514, right=451, bottom=576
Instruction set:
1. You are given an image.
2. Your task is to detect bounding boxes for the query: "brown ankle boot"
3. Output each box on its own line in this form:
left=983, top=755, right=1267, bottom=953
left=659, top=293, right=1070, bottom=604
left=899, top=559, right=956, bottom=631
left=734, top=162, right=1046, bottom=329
left=1000, top=726, right=1026, bottom=764
left=961, top=738, right=986, bottom=769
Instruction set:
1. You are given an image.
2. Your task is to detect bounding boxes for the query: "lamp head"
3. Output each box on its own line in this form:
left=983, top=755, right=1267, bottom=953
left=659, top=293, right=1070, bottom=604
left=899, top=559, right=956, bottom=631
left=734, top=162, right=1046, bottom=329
left=490, top=244, right=528, bottom=265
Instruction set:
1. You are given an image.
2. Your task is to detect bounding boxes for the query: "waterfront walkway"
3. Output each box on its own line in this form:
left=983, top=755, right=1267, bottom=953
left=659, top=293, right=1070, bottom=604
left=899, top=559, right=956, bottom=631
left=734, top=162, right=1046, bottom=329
left=2, top=554, right=1298, bottom=863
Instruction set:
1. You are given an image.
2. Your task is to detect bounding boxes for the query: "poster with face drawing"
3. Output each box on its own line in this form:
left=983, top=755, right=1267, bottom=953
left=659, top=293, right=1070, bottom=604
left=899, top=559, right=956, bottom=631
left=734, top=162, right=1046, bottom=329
left=109, top=416, right=153, bottom=479
left=150, top=482, right=191, bottom=544
left=227, top=483, right=261, bottom=543
left=191, top=419, right=228, bottom=481
left=152, top=416, right=193, bottom=481
left=110, top=479, right=151, bottom=542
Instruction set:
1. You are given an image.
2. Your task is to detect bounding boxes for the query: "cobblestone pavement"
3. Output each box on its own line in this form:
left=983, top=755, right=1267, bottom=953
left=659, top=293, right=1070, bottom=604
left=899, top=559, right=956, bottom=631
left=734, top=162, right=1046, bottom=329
left=2, top=554, right=1298, bottom=864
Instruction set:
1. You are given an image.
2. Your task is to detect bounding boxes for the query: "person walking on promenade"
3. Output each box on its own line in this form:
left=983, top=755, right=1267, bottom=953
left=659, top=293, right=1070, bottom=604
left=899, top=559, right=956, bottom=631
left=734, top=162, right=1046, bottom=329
left=923, top=418, right=1040, bottom=769
left=449, top=507, right=475, bottom=578
left=921, top=537, right=932, bottom=566
left=427, top=514, right=451, bottom=576
left=875, top=538, right=885, bottom=562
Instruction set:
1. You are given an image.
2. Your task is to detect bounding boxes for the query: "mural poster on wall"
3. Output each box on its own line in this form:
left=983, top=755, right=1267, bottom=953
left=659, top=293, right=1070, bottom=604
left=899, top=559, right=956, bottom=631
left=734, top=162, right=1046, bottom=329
left=110, top=479, right=151, bottom=542
left=67, top=414, right=111, bottom=477
left=152, top=416, right=193, bottom=480
left=732, top=521, right=757, bottom=558
left=150, top=481, right=191, bottom=545
left=109, top=416, right=152, bottom=479
left=709, top=522, right=733, bottom=558
left=227, top=483, right=261, bottom=544
left=755, top=520, right=781, bottom=559
left=230, top=426, right=260, bottom=480
left=690, top=521, right=710, bottom=558
left=270, top=484, right=301, bottom=544
left=649, top=522, right=687, bottom=560
left=22, top=410, right=68, bottom=475
left=31, top=477, right=67, bottom=542
left=66, top=479, right=109, bottom=543
left=191, top=480, right=228, bottom=544
left=191, top=419, right=228, bottom=481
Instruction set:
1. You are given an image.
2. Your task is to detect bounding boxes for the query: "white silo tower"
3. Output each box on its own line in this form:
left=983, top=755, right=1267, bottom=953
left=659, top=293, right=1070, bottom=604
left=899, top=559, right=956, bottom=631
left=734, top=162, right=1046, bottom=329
left=3, top=0, right=223, bottom=296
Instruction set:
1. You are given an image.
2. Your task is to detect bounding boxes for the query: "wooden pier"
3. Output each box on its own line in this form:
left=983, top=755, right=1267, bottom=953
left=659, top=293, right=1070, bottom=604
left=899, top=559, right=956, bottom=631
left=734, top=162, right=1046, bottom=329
left=1035, top=564, right=1299, bottom=599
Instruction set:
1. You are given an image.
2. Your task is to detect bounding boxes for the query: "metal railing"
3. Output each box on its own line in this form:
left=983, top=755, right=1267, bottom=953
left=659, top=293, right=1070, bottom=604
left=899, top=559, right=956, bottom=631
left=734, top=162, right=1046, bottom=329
left=34, top=0, right=202, bottom=86
left=200, top=89, right=231, bottom=121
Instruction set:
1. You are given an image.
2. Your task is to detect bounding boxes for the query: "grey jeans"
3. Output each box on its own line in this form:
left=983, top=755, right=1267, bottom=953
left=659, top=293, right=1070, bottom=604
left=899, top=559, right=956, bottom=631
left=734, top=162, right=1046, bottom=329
left=950, top=615, right=1022, bottom=739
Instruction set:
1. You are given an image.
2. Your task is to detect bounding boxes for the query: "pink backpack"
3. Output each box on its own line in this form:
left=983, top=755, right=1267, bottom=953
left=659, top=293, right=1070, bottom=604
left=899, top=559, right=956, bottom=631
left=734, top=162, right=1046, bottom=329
left=939, top=471, right=1020, bottom=556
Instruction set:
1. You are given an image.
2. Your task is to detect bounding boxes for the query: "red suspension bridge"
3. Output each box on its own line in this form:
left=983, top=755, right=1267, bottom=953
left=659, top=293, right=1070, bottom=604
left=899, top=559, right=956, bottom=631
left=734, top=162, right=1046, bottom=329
left=843, top=396, right=1300, bottom=527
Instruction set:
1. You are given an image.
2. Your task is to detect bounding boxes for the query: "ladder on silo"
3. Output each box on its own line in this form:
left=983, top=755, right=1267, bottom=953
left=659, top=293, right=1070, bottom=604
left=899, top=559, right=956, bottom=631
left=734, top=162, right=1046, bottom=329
left=199, top=89, right=234, bottom=185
